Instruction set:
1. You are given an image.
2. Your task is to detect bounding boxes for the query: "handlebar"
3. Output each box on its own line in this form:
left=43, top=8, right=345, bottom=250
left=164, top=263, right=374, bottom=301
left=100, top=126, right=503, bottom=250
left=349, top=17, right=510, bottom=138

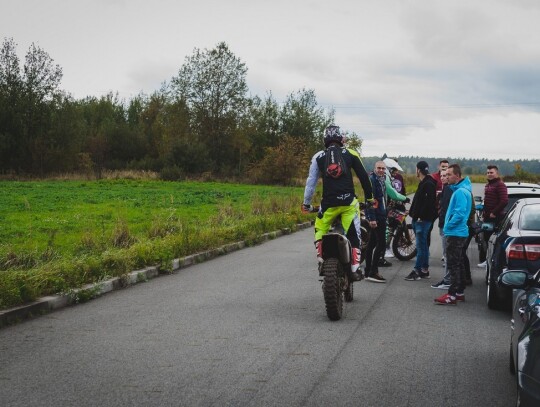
left=301, top=204, right=320, bottom=214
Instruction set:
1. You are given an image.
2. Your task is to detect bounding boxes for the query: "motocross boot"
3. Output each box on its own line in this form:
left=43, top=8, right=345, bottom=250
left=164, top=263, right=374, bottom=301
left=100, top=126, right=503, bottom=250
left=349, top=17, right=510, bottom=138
left=350, top=248, right=363, bottom=281
left=315, top=240, right=323, bottom=264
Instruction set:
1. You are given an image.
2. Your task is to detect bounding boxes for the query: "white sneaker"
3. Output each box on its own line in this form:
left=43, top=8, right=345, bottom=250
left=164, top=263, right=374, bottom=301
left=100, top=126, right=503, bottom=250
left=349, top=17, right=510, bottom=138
left=385, top=249, right=394, bottom=258
left=477, top=261, right=487, bottom=268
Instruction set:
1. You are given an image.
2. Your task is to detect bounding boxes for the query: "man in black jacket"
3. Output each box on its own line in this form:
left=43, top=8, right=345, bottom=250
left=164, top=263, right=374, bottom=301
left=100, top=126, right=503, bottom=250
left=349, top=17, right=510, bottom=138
left=405, top=161, right=438, bottom=281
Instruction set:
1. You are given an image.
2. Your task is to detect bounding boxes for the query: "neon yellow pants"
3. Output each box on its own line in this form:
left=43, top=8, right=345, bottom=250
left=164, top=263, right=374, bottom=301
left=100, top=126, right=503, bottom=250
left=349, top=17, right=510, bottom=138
left=314, top=199, right=360, bottom=246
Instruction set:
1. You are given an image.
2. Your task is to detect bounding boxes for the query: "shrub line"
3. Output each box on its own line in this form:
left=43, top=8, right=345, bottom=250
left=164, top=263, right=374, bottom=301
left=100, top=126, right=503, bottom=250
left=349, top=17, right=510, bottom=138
left=0, top=221, right=313, bottom=328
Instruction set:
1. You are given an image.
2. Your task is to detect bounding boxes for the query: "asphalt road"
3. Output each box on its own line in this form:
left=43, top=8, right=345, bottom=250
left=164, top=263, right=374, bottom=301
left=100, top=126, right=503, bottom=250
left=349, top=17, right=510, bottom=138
left=0, top=184, right=516, bottom=407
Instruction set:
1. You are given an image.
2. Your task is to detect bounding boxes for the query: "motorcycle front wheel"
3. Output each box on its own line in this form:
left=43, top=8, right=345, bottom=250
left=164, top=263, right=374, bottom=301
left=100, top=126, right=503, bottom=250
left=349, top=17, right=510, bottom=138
left=321, top=258, right=344, bottom=321
left=392, top=223, right=417, bottom=261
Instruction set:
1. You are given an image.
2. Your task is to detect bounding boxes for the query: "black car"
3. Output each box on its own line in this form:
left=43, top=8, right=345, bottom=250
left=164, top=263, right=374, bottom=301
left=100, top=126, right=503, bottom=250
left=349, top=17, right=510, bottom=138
left=475, top=182, right=540, bottom=264
left=504, top=182, right=540, bottom=212
left=498, top=269, right=540, bottom=406
left=486, top=197, right=540, bottom=311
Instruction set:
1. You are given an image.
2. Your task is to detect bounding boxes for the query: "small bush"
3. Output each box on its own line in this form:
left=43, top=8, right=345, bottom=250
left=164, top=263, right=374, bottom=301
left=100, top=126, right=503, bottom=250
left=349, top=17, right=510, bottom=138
left=248, top=135, right=310, bottom=185
left=111, top=219, right=137, bottom=248
left=77, top=232, right=100, bottom=253
left=148, top=215, right=180, bottom=239
left=160, top=165, right=185, bottom=181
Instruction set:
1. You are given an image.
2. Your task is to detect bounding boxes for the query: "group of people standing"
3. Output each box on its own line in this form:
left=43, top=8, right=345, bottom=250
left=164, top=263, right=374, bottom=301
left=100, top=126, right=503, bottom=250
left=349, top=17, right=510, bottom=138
left=302, top=124, right=509, bottom=306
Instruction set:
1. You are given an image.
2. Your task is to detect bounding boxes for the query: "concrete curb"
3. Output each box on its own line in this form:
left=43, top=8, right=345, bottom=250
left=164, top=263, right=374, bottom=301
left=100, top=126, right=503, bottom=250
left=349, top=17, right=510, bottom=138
left=0, top=221, right=313, bottom=328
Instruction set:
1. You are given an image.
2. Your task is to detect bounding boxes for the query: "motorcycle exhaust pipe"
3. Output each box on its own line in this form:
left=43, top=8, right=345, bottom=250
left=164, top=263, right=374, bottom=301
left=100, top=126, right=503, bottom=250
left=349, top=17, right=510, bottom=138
left=337, top=235, right=351, bottom=264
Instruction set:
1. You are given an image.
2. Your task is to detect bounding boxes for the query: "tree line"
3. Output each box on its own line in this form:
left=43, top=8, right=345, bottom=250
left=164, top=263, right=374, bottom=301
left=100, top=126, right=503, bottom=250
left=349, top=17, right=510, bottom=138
left=362, top=156, right=540, bottom=179
left=1, top=39, right=348, bottom=184
left=3, top=37, right=535, bottom=185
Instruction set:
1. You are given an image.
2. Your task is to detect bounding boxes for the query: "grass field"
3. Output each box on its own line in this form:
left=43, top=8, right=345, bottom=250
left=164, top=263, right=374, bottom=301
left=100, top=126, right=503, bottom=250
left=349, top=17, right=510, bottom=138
left=0, top=180, right=316, bottom=309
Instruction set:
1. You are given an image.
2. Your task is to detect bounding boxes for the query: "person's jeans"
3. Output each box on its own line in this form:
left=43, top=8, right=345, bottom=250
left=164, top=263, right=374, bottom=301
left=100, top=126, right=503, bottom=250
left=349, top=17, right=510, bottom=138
left=413, top=220, right=432, bottom=271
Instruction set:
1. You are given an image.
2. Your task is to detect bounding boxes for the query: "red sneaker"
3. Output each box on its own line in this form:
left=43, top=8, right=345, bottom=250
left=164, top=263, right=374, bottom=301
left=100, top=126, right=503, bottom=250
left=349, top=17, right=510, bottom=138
left=455, top=293, right=465, bottom=302
left=434, top=293, right=457, bottom=305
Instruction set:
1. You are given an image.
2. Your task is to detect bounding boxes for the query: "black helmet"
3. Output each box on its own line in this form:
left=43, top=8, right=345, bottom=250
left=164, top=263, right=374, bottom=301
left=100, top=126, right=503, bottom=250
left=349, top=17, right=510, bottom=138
left=323, top=125, right=344, bottom=148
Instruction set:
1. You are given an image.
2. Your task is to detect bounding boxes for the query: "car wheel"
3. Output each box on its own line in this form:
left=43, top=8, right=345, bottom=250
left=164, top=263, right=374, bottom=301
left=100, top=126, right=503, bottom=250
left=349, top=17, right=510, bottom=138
left=487, top=273, right=503, bottom=310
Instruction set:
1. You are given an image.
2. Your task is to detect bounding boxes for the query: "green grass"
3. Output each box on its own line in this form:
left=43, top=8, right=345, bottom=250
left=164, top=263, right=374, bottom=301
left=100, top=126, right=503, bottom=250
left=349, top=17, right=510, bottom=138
left=0, top=179, right=317, bottom=309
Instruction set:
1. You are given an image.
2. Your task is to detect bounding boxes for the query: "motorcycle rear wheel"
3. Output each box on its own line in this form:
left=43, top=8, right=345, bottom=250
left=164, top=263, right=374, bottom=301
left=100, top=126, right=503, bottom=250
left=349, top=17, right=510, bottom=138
left=344, top=274, right=354, bottom=302
left=321, top=258, right=344, bottom=321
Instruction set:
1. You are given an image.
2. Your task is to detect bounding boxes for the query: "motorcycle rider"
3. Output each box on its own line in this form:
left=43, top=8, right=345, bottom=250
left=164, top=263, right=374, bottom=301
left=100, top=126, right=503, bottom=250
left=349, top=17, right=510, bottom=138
left=302, top=125, right=374, bottom=281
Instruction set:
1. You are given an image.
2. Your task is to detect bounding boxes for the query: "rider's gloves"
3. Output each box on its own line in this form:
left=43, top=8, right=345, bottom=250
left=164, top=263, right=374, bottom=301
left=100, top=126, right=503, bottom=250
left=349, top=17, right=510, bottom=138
left=404, top=197, right=411, bottom=204
left=366, top=199, right=378, bottom=209
left=301, top=204, right=313, bottom=213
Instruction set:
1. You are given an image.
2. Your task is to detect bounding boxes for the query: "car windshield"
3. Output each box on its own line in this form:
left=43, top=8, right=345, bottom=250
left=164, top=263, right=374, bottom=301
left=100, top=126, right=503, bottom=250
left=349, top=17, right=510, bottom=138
left=520, top=204, right=540, bottom=230
left=505, top=193, right=540, bottom=212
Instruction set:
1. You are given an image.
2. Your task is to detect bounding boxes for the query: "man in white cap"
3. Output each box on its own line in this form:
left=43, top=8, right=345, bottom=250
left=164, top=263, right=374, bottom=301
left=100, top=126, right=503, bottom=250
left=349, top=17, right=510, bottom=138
left=379, top=158, right=409, bottom=263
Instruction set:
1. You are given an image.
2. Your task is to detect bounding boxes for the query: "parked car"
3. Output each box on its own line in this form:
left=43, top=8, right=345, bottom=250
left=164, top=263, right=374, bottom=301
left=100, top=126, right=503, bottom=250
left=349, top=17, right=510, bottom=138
left=474, top=182, right=540, bottom=264
left=504, top=182, right=540, bottom=212
left=486, top=197, right=540, bottom=311
left=498, top=269, right=540, bottom=406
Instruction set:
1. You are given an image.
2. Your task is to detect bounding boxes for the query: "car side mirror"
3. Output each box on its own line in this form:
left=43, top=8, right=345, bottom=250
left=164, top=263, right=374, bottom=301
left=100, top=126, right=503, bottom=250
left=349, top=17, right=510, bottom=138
left=498, top=270, right=534, bottom=289
left=481, top=222, right=494, bottom=232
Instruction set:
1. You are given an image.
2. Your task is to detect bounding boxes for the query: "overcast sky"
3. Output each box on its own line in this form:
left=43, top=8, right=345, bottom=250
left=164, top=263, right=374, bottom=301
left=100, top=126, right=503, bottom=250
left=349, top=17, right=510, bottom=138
left=2, top=0, right=540, bottom=160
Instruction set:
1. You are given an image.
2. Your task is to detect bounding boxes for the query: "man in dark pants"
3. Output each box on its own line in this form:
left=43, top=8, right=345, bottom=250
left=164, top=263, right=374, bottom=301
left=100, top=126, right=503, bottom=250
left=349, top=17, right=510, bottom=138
left=428, top=160, right=449, bottom=248
left=434, top=164, right=473, bottom=305
left=431, top=170, right=452, bottom=289
left=365, top=161, right=389, bottom=282
left=477, top=165, right=508, bottom=266
left=404, top=161, right=437, bottom=281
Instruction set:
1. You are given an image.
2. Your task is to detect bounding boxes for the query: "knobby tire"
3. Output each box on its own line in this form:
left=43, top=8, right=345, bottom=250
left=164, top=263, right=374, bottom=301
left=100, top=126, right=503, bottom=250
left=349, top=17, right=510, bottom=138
left=344, top=275, right=353, bottom=302
left=392, top=223, right=417, bottom=261
left=322, top=258, right=344, bottom=321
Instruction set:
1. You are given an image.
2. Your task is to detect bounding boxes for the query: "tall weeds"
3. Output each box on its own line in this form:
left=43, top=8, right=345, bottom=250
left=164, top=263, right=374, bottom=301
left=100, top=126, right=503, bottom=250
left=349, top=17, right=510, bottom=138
left=0, top=181, right=313, bottom=309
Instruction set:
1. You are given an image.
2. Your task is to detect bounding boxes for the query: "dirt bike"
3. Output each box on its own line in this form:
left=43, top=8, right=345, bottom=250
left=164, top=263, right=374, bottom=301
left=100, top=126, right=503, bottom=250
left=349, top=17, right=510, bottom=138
left=472, top=196, right=489, bottom=263
left=359, top=202, right=371, bottom=263
left=386, top=203, right=417, bottom=261
left=306, top=203, right=369, bottom=321
left=472, top=196, right=497, bottom=285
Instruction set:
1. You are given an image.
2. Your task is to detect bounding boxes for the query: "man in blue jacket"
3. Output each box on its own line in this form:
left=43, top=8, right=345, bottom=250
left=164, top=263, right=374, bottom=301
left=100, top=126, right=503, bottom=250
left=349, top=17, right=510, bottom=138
left=434, top=164, right=472, bottom=305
